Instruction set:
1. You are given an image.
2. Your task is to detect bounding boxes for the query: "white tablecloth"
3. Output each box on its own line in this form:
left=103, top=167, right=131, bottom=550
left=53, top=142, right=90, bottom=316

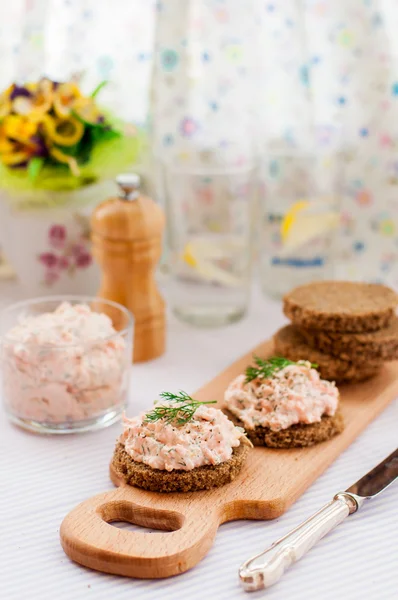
left=1, top=286, right=397, bottom=600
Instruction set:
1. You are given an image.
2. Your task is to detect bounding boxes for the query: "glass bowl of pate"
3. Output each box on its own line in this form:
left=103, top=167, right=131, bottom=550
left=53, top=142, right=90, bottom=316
left=0, top=296, right=133, bottom=434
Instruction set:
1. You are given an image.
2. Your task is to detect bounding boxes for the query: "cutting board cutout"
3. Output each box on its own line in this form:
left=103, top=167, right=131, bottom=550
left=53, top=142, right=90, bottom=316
left=60, top=340, right=398, bottom=579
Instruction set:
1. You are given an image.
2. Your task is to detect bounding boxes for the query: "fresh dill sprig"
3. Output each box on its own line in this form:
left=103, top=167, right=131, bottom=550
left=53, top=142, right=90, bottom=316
left=143, top=391, right=217, bottom=426
left=245, top=355, right=318, bottom=383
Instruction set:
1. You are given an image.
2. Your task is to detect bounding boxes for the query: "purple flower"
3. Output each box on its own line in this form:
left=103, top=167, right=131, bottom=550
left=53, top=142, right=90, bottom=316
left=10, top=85, right=32, bottom=100
left=38, top=252, right=58, bottom=268
left=30, top=135, right=49, bottom=158
left=48, top=225, right=66, bottom=249
left=75, top=252, right=92, bottom=268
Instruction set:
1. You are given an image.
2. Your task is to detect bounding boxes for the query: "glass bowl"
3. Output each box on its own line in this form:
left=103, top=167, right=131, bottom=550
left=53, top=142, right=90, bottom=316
left=0, top=295, right=133, bottom=434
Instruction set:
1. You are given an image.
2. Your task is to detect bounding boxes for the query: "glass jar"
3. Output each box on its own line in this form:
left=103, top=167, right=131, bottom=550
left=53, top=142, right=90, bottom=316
left=0, top=296, right=133, bottom=434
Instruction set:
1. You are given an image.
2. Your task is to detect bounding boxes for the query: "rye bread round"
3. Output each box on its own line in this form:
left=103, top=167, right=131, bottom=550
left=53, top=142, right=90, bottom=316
left=223, top=409, right=344, bottom=448
left=283, top=281, right=397, bottom=333
left=274, top=325, right=383, bottom=382
left=299, top=316, right=398, bottom=361
left=111, top=437, right=251, bottom=493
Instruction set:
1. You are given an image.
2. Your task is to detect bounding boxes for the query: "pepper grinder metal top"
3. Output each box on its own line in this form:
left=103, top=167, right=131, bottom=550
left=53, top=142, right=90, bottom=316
left=91, top=173, right=166, bottom=363
left=116, top=173, right=140, bottom=201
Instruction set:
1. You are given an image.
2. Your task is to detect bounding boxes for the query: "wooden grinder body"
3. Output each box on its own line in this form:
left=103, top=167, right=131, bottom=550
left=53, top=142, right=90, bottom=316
left=91, top=192, right=165, bottom=362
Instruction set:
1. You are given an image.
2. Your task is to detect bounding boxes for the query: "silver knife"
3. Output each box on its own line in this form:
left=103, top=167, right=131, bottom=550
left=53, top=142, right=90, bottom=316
left=239, top=447, right=398, bottom=592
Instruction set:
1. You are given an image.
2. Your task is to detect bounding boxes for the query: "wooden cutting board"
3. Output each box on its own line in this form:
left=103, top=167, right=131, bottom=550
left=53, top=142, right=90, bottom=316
left=60, top=340, right=398, bottom=579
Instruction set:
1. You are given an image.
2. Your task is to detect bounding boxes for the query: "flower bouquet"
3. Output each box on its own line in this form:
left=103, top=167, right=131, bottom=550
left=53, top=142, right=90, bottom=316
left=0, top=77, right=141, bottom=295
left=0, top=78, right=140, bottom=202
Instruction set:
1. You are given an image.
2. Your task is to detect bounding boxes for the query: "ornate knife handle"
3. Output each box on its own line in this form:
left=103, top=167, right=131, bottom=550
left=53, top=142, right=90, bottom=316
left=239, top=492, right=362, bottom=592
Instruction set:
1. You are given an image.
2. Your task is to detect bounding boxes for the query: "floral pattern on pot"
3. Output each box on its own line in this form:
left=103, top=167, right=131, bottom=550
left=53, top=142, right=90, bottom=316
left=38, top=217, right=92, bottom=286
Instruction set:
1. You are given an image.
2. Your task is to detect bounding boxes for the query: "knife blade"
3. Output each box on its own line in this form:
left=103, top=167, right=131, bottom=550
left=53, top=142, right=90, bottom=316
left=346, top=448, right=398, bottom=498
left=239, top=448, right=398, bottom=592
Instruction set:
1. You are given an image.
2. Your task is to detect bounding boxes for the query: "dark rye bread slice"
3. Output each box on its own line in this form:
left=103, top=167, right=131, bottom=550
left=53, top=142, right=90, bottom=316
left=112, top=437, right=251, bottom=493
left=284, top=281, right=397, bottom=333
left=299, top=316, right=398, bottom=361
left=224, top=409, right=344, bottom=448
left=274, top=325, right=383, bottom=383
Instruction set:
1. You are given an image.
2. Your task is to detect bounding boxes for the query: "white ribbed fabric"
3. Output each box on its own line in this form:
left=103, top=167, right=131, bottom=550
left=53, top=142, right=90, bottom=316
left=1, top=286, right=397, bottom=600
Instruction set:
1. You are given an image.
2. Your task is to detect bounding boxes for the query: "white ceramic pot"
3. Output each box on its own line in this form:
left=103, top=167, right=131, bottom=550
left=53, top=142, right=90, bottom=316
left=0, top=180, right=115, bottom=298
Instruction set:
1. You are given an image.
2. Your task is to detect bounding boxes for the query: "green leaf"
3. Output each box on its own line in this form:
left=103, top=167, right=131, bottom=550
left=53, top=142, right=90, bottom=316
left=76, top=129, right=95, bottom=164
left=71, top=109, right=120, bottom=139
left=91, top=80, right=108, bottom=98
left=245, top=356, right=318, bottom=383
left=91, top=126, right=121, bottom=144
left=143, top=391, right=217, bottom=426
left=28, top=157, right=44, bottom=182
left=56, top=143, right=79, bottom=157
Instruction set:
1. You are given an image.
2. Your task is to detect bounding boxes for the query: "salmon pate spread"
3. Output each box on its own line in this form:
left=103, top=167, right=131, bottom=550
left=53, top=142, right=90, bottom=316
left=120, top=403, right=245, bottom=472
left=3, top=302, right=128, bottom=424
left=223, top=360, right=339, bottom=432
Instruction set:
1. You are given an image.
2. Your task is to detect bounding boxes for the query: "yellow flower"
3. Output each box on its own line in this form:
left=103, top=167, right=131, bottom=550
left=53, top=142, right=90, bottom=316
left=26, top=82, right=38, bottom=94
left=12, top=96, right=34, bottom=116
left=0, top=150, right=32, bottom=166
left=0, top=140, right=13, bottom=154
left=0, top=120, right=42, bottom=166
left=3, top=115, right=38, bottom=142
left=0, top=124, right=13, bottom=154
left=0, top=77, right=118, bottom=178
left=43, top=115, right=84, bottom=146
left=53, top=82, right=82, bottom=117
left=73, top=96, right=101, bottom=124
left=0, top=84, right=13, bottom=118
left=0, top=100, right=11, bottom=118
left=33, top=78, right=54, bottom=114
left=0, top=138, right=15, bottom=154
left=12, top=78, right=54, bottom=117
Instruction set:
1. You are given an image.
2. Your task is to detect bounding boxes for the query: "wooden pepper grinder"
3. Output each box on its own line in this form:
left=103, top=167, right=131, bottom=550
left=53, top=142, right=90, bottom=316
left=91, top=174, right=166, bottom=362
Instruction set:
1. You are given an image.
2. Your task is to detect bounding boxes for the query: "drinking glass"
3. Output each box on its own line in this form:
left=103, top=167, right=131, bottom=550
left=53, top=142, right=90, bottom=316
left=258, top=152, right=341, bottom=298
left=162, top=156, right=257, bottom=327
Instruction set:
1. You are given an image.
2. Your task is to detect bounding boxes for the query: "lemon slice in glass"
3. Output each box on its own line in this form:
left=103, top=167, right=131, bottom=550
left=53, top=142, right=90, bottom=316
left=280, top=200, right=310, bottom=242
left=280, top=199, right=339, bottom=252
left=181, top=237, right=242, bottom=286
left=182, top=243, right=198, bottom=268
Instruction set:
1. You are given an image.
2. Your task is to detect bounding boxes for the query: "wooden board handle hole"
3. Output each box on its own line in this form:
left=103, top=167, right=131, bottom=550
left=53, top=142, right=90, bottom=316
left=97, top=500, right=184, bottom=533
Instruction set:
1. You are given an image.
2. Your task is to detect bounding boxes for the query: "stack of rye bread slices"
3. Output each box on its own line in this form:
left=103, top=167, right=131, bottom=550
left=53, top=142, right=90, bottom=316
left=274, top=281, right=398, bottom=383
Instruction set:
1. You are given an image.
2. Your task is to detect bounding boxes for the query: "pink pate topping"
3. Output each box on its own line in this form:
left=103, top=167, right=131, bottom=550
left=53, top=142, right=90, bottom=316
left=223, top=361, right=339, bottom=432
left=3, top=302, right=128, bottom=423
left=120, top=403, right=244, bottom=472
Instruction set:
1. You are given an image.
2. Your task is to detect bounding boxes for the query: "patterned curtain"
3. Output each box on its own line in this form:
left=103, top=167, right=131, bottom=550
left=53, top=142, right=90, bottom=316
left=2, top=0, right=398, bottom=284
left=0, top=0, right=155, bottom=125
